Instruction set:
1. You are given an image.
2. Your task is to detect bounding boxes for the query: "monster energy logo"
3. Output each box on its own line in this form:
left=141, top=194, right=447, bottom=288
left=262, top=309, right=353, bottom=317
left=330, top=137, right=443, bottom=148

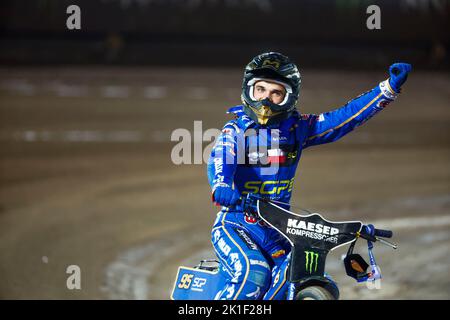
left=305, top=251, right=319, bottom=273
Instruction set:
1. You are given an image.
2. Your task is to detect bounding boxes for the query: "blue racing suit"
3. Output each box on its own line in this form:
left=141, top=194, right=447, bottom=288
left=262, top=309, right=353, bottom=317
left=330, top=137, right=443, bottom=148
left=207, top=80, right=399, bottom=300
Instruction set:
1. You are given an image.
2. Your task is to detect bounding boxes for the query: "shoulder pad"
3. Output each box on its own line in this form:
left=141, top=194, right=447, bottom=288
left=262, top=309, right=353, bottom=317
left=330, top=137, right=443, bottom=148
left=227, top=105, right=244, bottom=115
left=225, top=105, right=255, bottom=132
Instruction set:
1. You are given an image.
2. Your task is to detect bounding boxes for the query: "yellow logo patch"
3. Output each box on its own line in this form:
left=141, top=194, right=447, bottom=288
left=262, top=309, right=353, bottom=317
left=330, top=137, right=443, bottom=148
left=271, top=249, right=286, bottom=259
left=242, top=178, right=295, bottom=195
left=262, top=59, right=280, bottom=69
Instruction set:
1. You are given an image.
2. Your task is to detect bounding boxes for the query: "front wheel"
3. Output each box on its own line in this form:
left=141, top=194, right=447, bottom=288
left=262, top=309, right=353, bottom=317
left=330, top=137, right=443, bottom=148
left=295, top=286, right=335, bottom=300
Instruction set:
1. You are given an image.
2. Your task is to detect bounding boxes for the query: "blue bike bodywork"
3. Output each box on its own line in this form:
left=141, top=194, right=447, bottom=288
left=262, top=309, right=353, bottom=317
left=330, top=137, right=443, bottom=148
left=171, top=265, right=227, bottom=300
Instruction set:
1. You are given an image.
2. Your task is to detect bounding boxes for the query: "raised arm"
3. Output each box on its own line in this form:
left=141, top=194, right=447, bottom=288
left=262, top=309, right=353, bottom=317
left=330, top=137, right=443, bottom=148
left=304, top=63, right=412, bottom=148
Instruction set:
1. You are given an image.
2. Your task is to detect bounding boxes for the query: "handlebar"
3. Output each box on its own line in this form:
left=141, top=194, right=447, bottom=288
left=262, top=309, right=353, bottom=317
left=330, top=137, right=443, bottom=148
left=240, top=193, right=264, bottom=212
left=374, top=228, right=393, bottom=239
left=359, top=224, right=397, bottom=249
left=360, top=225, right=393, bottom=239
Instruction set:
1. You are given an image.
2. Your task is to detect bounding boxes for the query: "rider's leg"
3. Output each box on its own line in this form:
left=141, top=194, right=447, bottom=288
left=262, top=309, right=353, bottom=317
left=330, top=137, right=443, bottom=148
left=211, top=224, right=271, bottom=300
left=262, top=242, right=291, bottom=300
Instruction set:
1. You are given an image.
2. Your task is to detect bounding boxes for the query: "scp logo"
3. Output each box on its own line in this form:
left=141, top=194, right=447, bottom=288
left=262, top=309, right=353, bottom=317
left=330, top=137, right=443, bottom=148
left=242, top=178, right=294, bottom=195
left=192, top=278, right=207, bottom=290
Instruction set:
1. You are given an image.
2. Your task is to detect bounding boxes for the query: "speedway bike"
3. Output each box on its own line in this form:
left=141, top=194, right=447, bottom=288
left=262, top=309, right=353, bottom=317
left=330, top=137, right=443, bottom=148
left=171, top=194, right=397, bottom=300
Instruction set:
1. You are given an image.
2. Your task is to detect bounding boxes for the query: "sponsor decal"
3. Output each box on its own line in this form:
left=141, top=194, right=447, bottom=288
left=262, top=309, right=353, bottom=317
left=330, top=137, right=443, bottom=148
left=262, top=59, right=280, bottom=69
left=244, top=214, right=258, bottom=225
left=229, top=253, right=243, bottom=281
left=271, top=249, right=286, bottom=259
left=221, top=134, right=235, bottom=142
left=250, top=259, right=270, bottom=270
left=272, top=136, right=288, bottom=142
left=248, top=151, right=265, bottom=162
left=245, top=286, right=261, bottom=298
left=271, top=130, right=288, bottom=142
left=230, top=253, right=240, bottom=266
left=213, top=229, right=221, bottom=242
left=318, top=114, right=325, bottom=122
left=178, top=273, right=194, bottom=289
left=222, top=128, right=234, bottom=135
left=191, top=277, right=207, bottom=292
left=241, top=114, right=251, bottom=121
left=287, top=151, right=297, bottom=159
left=213, top=158, right=223, bottom=174
left=242, top=179, right=294, bottom=195
left=225, top=284, right=235, bottom=298
left=213, top=289, right=223, bottom=300
left=267, top=149, right=283, bottom=156
left=247, top=148, right=292, bottom=164
left=305, top=251, right=319, bottom=274
left=212, top=175, right=225, bottom=186
left=235, top=228, right=258, bottom=251
left=272, top=270, right=281, bottom=287
left=286, top=218, right=339, bottom=244
left=218, top=238, right=231, bottom=256
left=379, top=80, right=398, bottom=100
left=217, top=141, right=235, bottom=148
left=267, top=149, right=286, bottom=164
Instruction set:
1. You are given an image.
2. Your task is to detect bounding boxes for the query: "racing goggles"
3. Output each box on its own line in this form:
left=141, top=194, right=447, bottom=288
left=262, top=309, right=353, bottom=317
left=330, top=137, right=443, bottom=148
left=247, top=77, right=293, bottom=112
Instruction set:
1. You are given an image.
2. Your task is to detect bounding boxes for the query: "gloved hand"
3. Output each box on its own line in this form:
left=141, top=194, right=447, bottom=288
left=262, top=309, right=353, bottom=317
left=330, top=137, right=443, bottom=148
left=212, top=183, right=240, bottom=207
left=388, top=62, right=412, bottom=93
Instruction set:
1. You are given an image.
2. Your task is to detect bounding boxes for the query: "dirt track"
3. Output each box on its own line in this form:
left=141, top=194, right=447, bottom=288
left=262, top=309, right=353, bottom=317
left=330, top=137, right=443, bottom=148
left=0, top=67, right=449, bottom=299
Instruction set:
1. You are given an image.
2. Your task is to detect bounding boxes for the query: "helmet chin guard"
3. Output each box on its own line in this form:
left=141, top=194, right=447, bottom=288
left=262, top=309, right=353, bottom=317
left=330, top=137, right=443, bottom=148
left=247, top=100, right=284, bottom=125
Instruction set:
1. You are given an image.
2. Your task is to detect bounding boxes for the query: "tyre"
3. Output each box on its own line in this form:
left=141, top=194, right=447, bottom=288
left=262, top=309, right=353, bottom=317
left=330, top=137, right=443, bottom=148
left=295, top=286, right=336, bottom=300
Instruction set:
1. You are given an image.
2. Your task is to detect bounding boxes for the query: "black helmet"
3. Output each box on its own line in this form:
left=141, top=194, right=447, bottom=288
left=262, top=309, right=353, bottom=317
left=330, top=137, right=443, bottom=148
left=241, top=52, right=301, bottom=126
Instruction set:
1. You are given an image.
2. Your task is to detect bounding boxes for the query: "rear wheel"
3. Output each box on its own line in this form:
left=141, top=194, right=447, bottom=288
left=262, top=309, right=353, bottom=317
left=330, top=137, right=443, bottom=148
left=295, top=286, right=335, bottom=300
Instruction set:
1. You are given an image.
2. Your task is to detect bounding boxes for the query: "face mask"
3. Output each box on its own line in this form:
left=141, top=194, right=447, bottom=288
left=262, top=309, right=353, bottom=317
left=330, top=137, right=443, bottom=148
left=249, top=99, right=284, bottom=125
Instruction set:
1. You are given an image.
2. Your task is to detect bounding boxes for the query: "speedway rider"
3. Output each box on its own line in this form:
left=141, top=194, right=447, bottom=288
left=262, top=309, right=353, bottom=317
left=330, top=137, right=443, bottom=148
left=207, top=52, right=411, bottom=300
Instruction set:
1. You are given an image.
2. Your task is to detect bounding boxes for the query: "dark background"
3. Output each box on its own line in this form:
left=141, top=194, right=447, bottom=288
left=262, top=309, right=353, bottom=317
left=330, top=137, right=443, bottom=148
left=1, top=0, right=448, bottom=68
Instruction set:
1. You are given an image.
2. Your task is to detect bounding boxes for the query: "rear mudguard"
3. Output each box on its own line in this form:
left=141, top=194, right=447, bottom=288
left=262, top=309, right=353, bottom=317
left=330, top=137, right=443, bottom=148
left=171, top=266, right=227, bottom=300
left=171, top=266, right=339, bottom=300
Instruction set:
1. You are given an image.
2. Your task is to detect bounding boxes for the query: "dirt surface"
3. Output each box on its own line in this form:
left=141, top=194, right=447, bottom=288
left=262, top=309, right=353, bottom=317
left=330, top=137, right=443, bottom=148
left=0, top=67, right=449, bottom=299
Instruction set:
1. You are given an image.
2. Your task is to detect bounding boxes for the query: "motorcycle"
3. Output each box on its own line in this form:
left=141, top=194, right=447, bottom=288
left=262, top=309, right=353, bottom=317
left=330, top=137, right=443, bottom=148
left=171, top=194, right=397, bottom=300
